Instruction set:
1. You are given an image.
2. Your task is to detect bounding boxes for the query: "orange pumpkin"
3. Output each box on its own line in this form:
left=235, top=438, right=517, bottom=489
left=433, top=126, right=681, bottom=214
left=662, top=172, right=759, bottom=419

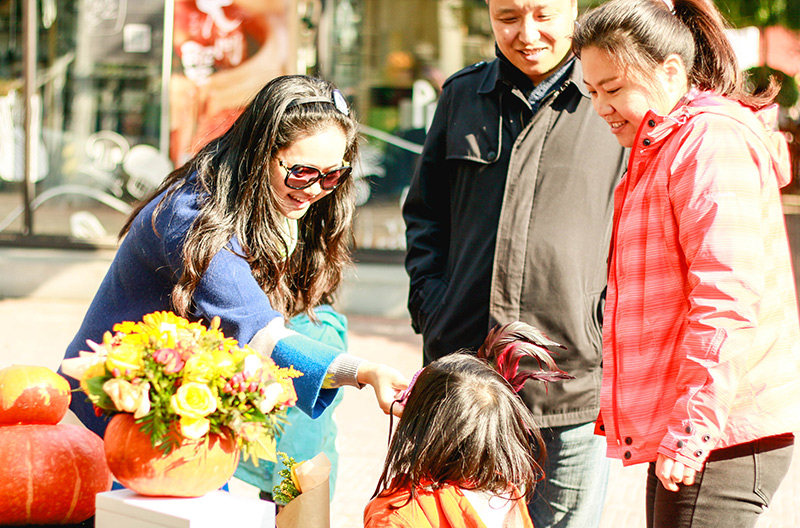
left=0, top=423, right=112, bottom=525
left=0, top=365, right=71, bottom=425
left=104, top=413, right=240, bottom=497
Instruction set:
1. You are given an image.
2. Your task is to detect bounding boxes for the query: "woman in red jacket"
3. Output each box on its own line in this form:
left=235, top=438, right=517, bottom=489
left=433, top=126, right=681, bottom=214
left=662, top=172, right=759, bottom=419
left=573, top=1, right=800, bottom=527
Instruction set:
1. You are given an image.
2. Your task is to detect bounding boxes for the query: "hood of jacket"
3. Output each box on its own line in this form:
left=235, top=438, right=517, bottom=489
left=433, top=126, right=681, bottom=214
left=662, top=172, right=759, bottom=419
left=650, top=90, right=791, bottom=188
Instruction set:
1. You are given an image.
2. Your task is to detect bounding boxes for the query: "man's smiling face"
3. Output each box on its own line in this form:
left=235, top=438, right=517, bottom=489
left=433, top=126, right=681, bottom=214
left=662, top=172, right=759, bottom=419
left=487, top=0, right=578, bottom=85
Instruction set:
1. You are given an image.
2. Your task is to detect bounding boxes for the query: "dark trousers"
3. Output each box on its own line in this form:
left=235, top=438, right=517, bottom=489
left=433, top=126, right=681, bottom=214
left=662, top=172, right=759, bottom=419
left=646, top=434, right=794, bottom=528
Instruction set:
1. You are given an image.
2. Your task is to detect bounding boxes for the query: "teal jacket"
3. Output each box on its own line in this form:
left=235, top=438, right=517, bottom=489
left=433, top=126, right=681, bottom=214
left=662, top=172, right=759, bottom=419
left=234, top=306, right=347, bottom=499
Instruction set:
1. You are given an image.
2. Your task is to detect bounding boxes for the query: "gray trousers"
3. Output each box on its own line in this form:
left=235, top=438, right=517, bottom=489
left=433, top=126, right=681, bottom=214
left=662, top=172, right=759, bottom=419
left=646, top=433, right=795, bottom=528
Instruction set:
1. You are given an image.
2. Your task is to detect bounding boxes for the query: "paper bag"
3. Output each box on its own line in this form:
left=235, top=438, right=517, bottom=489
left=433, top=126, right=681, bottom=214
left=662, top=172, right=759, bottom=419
left=275, top=452, right=331, bottom=528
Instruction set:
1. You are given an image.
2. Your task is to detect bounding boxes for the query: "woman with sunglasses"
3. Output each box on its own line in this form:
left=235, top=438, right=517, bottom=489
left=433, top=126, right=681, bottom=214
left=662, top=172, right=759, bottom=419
left=60, top=75, right=409, bottom=442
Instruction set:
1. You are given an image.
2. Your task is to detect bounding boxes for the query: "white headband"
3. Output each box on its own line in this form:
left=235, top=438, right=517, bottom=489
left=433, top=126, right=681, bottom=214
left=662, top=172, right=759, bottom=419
left=286, top=89, right=350, bottom=116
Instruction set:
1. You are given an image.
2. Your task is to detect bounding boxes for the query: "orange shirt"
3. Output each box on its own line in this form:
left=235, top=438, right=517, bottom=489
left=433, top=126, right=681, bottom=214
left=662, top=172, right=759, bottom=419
left=599, top=90, right=800, bottom=472
left=364, top=484, right=533, bottom=528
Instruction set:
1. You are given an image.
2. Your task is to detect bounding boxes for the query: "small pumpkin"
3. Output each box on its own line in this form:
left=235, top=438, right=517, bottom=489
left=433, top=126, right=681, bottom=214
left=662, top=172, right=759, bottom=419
left=0, top=364, right=71, bottom=425
left=104, top=413, right=240, bottom=497
left=0, top=423, right=112, bottom=525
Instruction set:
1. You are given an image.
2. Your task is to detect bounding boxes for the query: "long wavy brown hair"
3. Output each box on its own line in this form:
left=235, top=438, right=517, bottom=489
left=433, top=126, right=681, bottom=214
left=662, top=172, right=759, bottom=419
left=120, top=75, right=359, bottom=319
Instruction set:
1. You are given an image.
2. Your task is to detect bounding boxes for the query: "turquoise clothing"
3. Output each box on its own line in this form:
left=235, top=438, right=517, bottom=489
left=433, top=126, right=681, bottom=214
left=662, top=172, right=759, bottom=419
left=234, top=306, right=347, bottom=500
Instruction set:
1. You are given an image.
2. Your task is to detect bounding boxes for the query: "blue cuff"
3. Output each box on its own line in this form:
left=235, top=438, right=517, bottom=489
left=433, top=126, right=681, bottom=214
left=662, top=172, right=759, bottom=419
left=272, top=334, right=340, bottom=419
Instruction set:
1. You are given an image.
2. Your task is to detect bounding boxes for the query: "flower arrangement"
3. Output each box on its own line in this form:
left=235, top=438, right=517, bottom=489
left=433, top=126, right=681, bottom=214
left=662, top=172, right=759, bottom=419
left=62, top=311, right=301, bottom=463
left=273, top=452, right=302, bottom=505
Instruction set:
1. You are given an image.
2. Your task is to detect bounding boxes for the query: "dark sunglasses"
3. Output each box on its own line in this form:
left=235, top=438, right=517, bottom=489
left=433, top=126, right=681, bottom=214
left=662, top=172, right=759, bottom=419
left=278, top=160, right=352, bottom=191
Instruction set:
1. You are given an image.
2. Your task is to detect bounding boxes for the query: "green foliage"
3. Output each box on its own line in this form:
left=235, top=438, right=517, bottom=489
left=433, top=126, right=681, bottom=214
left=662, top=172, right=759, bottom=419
left=84, top=374, right=114, bottom=410
left=272, top=452, right=301, bottom=505
left=716, top=0, right=800, bottom=29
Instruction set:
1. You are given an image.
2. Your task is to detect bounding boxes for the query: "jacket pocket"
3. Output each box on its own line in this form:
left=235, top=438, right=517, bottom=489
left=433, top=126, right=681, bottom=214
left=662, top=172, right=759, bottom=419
left=410, top=277, right=448, bottom=336
left=584, top=288, right=605, bottom=352
left=444, top=108, right=501, bottom=165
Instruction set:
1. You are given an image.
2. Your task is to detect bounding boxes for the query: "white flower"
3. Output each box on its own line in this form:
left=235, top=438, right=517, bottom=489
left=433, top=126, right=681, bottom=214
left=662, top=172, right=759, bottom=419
left=159, top=322, right=178, bottom=340
left=258, top=382, right=284, bottom=414
left=103, top=379, right=151, bottom=418
left=60, top=346, right=107, bottom=381
left=243, top=354, right=262, bottom=378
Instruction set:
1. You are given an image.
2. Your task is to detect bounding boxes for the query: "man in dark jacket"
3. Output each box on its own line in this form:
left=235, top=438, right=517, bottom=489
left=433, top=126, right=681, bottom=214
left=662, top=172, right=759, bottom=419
left=402, top=0, right=627, bottom=526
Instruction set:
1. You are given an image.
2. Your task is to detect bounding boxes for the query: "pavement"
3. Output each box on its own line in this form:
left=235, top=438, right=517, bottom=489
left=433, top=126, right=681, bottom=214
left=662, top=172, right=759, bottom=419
left=1, top=247, right=798, bottom=527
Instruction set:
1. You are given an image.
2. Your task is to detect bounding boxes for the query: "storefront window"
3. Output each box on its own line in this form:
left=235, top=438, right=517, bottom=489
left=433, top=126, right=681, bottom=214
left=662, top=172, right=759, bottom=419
left=169, top=0, right=291, bottom=167
left=320, top=0, right=602, bottom=253
left=0, top=0, right=168, bottom=244
left=1, top=0, right=599, bottom=252
left=319, top=0, right=495, bottom=252
left=0, top=0, right=25, bottom=236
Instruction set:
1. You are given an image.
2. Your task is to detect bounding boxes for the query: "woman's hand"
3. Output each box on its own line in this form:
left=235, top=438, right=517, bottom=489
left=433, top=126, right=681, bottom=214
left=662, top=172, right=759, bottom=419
left=656, top=453, right=697, bottom=492
left=357, top=362, right=409, bottom=416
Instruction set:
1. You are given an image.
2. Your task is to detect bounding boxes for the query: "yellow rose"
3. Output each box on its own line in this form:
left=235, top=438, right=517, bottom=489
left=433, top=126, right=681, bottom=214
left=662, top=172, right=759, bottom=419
left=171, top=382, right=217, bottom=419
left=182, top=353, right=215, bottom=383
left=211, top=348, right=235, bottom=377
left=178, top=416, right=210, bottom=439
left=105, top=342, right=144, bottom=375
left=79, top=361, right=108, bottom=394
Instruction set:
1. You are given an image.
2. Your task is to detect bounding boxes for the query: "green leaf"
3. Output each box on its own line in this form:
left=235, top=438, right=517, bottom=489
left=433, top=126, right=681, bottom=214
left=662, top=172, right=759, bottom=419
left=272, top=453, right=301, bottom=505
left=247, top=434, right=277, bottom=463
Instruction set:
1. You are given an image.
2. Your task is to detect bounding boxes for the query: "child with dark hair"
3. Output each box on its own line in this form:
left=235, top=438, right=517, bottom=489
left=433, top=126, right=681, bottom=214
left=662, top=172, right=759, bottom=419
left=364, top=322, right=572, bottom=527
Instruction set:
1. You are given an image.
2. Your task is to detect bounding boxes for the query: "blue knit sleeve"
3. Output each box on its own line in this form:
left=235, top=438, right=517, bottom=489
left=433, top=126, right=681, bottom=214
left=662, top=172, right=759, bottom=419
left=271, top=334, right=340, bottom=418
left=190, top=238, right=339, bottom=417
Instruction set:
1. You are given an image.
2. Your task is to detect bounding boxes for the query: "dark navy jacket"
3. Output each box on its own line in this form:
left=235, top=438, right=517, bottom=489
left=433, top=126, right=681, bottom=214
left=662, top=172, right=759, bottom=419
left=403, top=54, right=628, bottom=427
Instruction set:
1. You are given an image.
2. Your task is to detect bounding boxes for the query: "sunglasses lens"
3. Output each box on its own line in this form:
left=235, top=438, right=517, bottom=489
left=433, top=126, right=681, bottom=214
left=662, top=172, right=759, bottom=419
left=321, top=167, right=352, bottom=189
left=282, top=163, right=351, bottom=190
left=286, top=166, right=321, bottom=189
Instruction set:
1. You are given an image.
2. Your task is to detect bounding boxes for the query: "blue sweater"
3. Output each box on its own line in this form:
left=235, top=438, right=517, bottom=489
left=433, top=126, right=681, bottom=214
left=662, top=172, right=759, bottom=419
left=60, top=179, right=340, bottom=436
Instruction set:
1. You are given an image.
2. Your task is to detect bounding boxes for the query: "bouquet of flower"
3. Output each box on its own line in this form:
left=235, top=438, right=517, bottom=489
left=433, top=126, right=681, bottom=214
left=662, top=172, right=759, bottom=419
left=62, top=311, right=301, bottom=463
left=273, top=452, right=332, bottom=528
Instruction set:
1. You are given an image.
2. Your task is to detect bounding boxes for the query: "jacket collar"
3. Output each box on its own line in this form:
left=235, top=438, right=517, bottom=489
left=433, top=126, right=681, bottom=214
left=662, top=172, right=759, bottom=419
left=477, top=46, right=590, bottom=100
left=638, top=89, right=791, bottom=187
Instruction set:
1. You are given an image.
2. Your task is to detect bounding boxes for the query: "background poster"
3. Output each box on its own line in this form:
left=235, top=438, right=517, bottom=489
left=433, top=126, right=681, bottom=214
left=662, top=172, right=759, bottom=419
left=170, top=0, right=291, bottom=165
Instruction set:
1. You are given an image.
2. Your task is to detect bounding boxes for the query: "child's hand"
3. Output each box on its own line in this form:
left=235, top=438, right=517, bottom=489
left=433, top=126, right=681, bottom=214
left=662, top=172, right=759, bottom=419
left=357, top=362, right=409, bottom=415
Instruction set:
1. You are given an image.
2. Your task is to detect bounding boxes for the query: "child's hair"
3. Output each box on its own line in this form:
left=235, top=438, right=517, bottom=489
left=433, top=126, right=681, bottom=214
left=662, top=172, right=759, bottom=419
left=571, top=0, right=778, bottom=110
left=373, top=352, right=545, bottom=504
left=477, top=321, right=573, bottom=391
left=121, top=75, right=359, bottom=319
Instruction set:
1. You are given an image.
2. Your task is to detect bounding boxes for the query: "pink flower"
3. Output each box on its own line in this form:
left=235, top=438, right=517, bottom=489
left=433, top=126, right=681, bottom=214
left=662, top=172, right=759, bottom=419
left=153, top=348, right=185, bottom=374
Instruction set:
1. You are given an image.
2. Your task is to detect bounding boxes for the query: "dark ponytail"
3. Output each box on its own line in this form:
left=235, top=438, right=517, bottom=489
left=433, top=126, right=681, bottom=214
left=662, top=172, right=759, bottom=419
left=572, top=0, right=778, bottom=109
left=672, top=0, right=777, bottom=107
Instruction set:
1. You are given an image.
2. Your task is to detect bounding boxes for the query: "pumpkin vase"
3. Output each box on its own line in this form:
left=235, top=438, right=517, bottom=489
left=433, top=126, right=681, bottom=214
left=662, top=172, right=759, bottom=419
left=104, top=413, right=240, bottom=497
